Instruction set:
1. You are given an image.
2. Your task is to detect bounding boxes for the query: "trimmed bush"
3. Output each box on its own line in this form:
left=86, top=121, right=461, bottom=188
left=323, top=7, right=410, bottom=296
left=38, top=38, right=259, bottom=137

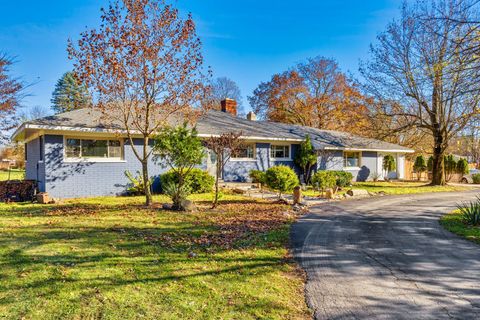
left=472, top=173, right=480, bottom=184
left=332, top=171, right=353, bottom=188
left=160, top=168, right=214, bottom=194
left=265, top=165, right=299, bottom=197
left=311, top=171, right=337, bottom=190
left=457, top=158, right=469, bottom=175
left=249, top=170, right=267, bottom=185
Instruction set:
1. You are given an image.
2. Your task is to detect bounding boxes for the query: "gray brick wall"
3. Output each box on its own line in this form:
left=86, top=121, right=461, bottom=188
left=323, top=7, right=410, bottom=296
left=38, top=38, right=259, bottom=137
left=223, top=143, right=300, bottom=182
left=25, top=137, right=45, bottom=191
left=317, top=150, right=379, bottom=182
left=43, top=135, right=169, bottom=198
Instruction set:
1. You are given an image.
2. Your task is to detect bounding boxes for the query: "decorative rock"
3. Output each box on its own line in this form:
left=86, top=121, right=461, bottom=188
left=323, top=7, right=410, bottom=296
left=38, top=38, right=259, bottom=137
left=347, top=189, right=370, bottom=197
left=325, top=188, right=335, bottom=199
left=180, top=199, right=196, bottom=212
left=36, top=192, right=50, bottom=204
left=162, top=203, right=173, bottom=210
left=293, top=186, right=302, bottom=205
left=232, top=188, right=246, bottom=194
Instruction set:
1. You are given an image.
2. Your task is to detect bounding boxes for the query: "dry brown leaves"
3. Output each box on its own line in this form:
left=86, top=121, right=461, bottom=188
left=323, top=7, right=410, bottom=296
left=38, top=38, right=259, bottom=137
left=140, top=201, right=296, bottom=250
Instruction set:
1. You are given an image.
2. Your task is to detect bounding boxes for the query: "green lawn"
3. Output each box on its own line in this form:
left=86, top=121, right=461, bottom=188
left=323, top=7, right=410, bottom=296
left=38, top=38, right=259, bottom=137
left=301, top=181, right=472, bottom=197
left=0, top=194, right=310, bottom=319
left=440, top=210, right=480, bottom=244
left=0, top=169, right=25, bottom=181
left=351, top=181, right=472, bottom=195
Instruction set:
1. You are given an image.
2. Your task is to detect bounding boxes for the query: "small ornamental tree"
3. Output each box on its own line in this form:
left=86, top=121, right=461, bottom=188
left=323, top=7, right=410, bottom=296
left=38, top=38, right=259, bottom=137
left=265, top=165, right=299, bottom=199
left=153, top=124, right=205, bottom=210
left=413, top=155, right=427, bottom=181
left=51, top=71, right=91, bottom=113
left=444, top=154, right=457, bottom=182
left=294, top=135, right=317, bottom=184
left=203, top=132, right=245, bottom=207
left=457, top=158, right=469, bottom=175
left=383, top=155, right=396, bottom=181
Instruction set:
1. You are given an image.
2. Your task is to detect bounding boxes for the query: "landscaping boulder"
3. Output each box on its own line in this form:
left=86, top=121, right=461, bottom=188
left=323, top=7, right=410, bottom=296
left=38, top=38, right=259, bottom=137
left=180, top=199, right=196, bottom=212
left=232, top=188, right=247, bottom=195
left=346, top=189, right=370, bottom=197
left=162, top=203, right=173, bottom=210
left=325, top=188, right=335, bottom=199
left=293, top=186, right=302, bottom=205
left=36, top=192, right=50, bottom=204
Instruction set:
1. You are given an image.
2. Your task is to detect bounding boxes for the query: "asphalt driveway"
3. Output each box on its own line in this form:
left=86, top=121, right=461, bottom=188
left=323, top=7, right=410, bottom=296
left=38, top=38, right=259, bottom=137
left=292, top=191, right=480, bottom=319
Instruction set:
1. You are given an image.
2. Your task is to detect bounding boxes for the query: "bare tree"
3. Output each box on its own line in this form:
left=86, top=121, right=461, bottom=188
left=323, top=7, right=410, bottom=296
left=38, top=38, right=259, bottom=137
left=361, top=0, right=480, bottom=185
left=68, top=0, right=209, bottom=205
left=0, top=54, right=24, bottom=142
left=211, top=77, right=244, bottom=115
left=18, top=105, right=51, bottom=122
left=203, top=132, right=244, bottom=208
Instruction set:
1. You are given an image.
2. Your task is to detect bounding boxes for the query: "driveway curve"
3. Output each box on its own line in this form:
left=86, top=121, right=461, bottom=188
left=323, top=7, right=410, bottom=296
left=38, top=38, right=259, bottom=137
left=292, top=191, right=480, bottom=319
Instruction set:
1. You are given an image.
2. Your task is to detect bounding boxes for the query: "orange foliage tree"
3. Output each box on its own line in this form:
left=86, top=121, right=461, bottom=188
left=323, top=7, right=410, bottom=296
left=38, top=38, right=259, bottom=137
left=248, top=57, right=371, bottom=135
left=68, top=0, right=209, bottom=205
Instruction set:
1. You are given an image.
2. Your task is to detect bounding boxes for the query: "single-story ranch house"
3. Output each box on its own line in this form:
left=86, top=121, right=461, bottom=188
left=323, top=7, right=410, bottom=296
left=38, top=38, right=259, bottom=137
left=12, top=99, right=414, bottom=199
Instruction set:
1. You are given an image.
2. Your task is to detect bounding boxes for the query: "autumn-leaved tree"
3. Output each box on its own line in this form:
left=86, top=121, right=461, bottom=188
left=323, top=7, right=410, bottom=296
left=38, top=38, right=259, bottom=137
left=361, top=0, right=480, bottom=185
left=248, top=56, right=371, bottom=135
left=51, top=71, right=91, bottom=113
left=0, top=54, right=23, bottom=142
left=203, top=132, right=244, bottom=207
left=68, top=0, right=208, bottom=205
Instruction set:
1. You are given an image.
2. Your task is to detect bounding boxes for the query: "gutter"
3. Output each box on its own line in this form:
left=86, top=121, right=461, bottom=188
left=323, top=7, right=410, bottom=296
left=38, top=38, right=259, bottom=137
left=12, top=124, right=414, bottom=153
left=323, top=146, right=415, bottom=154
left=12, top=124, right=304, bottom=143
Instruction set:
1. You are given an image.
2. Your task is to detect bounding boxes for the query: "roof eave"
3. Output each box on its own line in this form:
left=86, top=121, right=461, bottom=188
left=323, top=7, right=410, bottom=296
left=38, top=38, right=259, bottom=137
left=323, top=146, right=415, bottom=153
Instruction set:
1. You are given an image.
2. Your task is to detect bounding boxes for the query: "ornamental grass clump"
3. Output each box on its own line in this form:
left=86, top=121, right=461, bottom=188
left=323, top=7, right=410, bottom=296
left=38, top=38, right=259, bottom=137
left=457, top=197, right=480, bottom=226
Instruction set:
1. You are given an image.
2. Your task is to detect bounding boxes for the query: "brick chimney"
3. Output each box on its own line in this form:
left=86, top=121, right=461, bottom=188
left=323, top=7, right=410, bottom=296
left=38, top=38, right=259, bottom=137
left=246, top=111, right=257, bottom=121
left=221, top=98, right=237, bottom=116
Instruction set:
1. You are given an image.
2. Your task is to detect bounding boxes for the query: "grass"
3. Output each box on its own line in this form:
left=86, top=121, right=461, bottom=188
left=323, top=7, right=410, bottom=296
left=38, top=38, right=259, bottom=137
left=0, top=169, right=25, bottom=181
left=351, top=181, right=472, bottom=195
left=440, top=210, right=480, bottom=244
left=0, top=193, right=310, bottom=319
left=300, top=181, right=472, bottom=197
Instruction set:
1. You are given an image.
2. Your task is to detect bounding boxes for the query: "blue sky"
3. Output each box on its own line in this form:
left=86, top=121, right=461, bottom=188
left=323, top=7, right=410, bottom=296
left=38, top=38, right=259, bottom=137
left=0, top=0, right=401, bottom=114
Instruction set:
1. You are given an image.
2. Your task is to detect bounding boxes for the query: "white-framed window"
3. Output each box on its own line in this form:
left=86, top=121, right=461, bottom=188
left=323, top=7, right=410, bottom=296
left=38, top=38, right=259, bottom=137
left=64, top=137, right=124, bottom=161
left=231, top=144, right=255, bottom=160
left=344, top=151, right=361, bottom=168
left=270, top=145, right=290, bottom=160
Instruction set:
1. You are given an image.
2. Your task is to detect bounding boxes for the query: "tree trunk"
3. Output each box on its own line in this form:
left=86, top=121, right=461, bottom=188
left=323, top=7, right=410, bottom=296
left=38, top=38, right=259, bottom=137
left=212, top=161, right=221, bottom=208
left=431, top=133, right=446, bottom=186
left=141, top=136, right=152, bottom=206
left=142, top=159, right=152, bottom=206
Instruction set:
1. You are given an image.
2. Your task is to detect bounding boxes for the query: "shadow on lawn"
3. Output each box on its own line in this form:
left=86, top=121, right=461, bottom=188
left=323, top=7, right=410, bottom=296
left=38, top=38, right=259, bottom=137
left=0, top=223, right=288, bottom=306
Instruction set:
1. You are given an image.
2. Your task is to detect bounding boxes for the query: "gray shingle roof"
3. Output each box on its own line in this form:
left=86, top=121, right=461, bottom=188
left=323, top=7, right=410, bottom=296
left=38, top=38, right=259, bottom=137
left=16, top=108, right=413, bottom=152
